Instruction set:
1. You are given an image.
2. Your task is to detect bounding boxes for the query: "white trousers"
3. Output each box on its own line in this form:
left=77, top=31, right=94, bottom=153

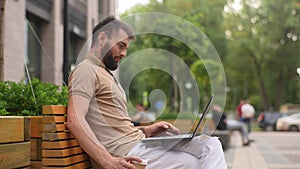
left=127, top=135, right=227, bottom=169
left=227, top=120, right=249, bottom=143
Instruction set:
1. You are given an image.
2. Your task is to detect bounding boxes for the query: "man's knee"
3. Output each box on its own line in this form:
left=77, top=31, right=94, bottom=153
left=210, top=136, right=223, bottom=147
left=198, top=137, right=227, bottom=168
left=174, top=153, right=198, bottom=168
left=203, top=136, right=224, bottom=155
left=154, top=151, right=199, bottom=169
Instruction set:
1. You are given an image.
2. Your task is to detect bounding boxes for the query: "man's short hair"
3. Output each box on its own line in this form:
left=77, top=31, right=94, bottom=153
left=91, top=15, right=135, bottom=47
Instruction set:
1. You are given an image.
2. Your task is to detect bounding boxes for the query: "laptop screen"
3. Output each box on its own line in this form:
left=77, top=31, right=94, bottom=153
left=191, top=95, right=214, bottom=137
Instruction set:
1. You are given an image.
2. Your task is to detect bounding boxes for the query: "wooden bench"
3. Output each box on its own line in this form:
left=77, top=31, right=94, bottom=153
left=204, top=117, right=231, bottom=150
left=41, top=105, right=144, bottom=169
left=41, top=105, right=92, bottom=169
left=211, top=130, right=230, bottom=150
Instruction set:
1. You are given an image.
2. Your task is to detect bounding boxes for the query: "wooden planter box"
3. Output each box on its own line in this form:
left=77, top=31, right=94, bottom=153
left=0, top=116, right=31, bottom=168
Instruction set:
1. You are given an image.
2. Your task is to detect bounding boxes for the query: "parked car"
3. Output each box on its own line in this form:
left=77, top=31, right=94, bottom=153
left=257, top=111, right=281, bottom=131
left=276, top=113, right=300, bottom=131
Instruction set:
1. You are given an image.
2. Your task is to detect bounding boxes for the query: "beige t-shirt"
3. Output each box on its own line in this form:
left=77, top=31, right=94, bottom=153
left=68, top=54, right=145, bottom=156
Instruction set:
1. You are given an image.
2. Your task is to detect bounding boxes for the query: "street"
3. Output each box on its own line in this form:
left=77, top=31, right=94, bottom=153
left=224, top=131, right=300, bottom=169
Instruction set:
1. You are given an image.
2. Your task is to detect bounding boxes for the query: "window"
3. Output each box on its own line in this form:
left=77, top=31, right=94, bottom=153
left=25, top=13, right=43, bottom=80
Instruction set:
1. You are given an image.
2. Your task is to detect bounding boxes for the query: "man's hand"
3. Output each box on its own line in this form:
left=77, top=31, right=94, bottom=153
left=143, top=121, right=180, bottom=137
left=101, top=156, right=142, bottom=169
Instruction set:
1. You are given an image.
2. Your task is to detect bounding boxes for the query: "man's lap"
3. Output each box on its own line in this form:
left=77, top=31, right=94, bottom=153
left=126, top=135, right=226, bottom=168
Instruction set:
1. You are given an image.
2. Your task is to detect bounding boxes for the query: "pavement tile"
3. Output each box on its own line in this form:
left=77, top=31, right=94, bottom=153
left=224, top=131, right=300, bottom=169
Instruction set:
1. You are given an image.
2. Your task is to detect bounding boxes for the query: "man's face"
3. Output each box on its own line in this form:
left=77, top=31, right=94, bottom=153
left=102, top=29, right=129, bottom=70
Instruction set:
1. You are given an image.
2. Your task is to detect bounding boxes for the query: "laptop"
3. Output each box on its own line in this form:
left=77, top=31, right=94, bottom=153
left=141, top=96, right=214, bottom=144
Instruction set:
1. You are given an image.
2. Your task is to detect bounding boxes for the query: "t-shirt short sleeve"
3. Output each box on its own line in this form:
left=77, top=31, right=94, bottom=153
left=68, top=62, right=97, bottom=101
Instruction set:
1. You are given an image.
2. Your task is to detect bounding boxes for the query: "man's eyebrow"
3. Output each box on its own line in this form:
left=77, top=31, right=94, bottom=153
left=119, top=41, right=128, bottom=49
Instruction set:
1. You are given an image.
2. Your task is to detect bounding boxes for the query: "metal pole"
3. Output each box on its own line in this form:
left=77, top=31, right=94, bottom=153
left=0, top=0, right=6, bottom=82
left=63, top=0, right=69, bottom=85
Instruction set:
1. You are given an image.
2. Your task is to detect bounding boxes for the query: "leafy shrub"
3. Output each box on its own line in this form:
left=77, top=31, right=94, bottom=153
left=0, top=78, right=68, bottom=116
left=156, top=112, right=197, bottom=120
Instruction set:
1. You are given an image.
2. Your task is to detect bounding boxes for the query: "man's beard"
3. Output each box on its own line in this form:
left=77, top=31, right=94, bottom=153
left=101, top=42, right=118, bottom=71
left=102, top=49, right=118, bottom=70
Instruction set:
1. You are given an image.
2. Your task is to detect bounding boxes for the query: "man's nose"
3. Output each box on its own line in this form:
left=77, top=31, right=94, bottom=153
left=120, top=50, right=127, bottom=57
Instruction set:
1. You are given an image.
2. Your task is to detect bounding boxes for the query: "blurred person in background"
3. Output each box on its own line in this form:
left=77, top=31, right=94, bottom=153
left=236, top=100, right=255, bottom=134
left=240, top=102, right=255, bottom=134
left=213, top=105, right=250, bottom=146
left=236, top=100, right=247, bottom=120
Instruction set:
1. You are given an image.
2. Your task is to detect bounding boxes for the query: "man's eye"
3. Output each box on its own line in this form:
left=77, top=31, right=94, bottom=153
left=118, top=42, right=126, bottom=49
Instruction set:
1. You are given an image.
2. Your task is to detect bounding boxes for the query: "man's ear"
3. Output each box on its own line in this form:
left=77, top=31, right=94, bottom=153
left=97, top=32, right=107, bottom=46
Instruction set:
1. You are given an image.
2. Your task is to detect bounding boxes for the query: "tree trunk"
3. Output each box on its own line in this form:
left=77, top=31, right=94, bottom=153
left=275, top=69, right=283, bottom=110
left=249, top=52, right=270, bottom=110
left=257, top=71, right=269, bottom=110
left=0, top=0, right=6, bottom=81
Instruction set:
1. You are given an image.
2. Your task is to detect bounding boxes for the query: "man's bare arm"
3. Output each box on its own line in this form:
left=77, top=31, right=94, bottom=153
left=67, top=95, right=141, bottom=169
left=137, top=121, right=180, bottom=138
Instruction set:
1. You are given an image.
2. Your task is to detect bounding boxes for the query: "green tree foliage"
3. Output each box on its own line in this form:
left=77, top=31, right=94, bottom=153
left=191, top=59, right=224, bottom=97
left=224, top=0, right=300, bottom=110
left=0, top=78, right=68, bottom=116
left=120, top=0, right=227, bottom=112
left=121, top=0, right=299, bottom=112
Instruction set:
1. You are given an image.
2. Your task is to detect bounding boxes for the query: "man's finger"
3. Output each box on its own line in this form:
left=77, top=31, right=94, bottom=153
left=169, top=126, right=180, bottom=134
left=120, top=161, right=137, bottom=169
left=124, top=156, right=142, bottom=163
left=161, top=122, right=180, bottom=134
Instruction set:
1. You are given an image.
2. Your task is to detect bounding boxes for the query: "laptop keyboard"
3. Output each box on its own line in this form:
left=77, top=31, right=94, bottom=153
left=145, top=133, right=193, bottom=140
left=162, top=134, right=193, bottom=139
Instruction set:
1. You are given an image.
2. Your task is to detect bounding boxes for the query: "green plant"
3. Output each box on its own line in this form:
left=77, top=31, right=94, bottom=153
left=156, top=112, right=197, bottom=120
left=0, top=78, right=68, bottom=116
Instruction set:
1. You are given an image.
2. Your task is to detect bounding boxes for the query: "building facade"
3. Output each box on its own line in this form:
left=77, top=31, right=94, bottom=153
left=3, top=0, right=117, bottom=85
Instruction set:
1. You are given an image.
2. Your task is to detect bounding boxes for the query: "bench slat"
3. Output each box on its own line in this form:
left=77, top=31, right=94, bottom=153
left=43, top=147, right=85, bottom=157
left=43, top=123, right=67, bottom=132
left=31, top=161, right=42, bottom=169
left=42, top=161, right=91, bottom=169
left=42, top=154, right=89, bottom=166
left=42, top=139, right=79, bottom=149
left=43, top=116, right=67, bottom=124
left=43, top=132, right=74, bottom=141
left=43, top=105, right=67, bottom=115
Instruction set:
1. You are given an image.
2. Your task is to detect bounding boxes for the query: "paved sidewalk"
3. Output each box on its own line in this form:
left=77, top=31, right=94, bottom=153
left=224, top=131, right=300, bottom=169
